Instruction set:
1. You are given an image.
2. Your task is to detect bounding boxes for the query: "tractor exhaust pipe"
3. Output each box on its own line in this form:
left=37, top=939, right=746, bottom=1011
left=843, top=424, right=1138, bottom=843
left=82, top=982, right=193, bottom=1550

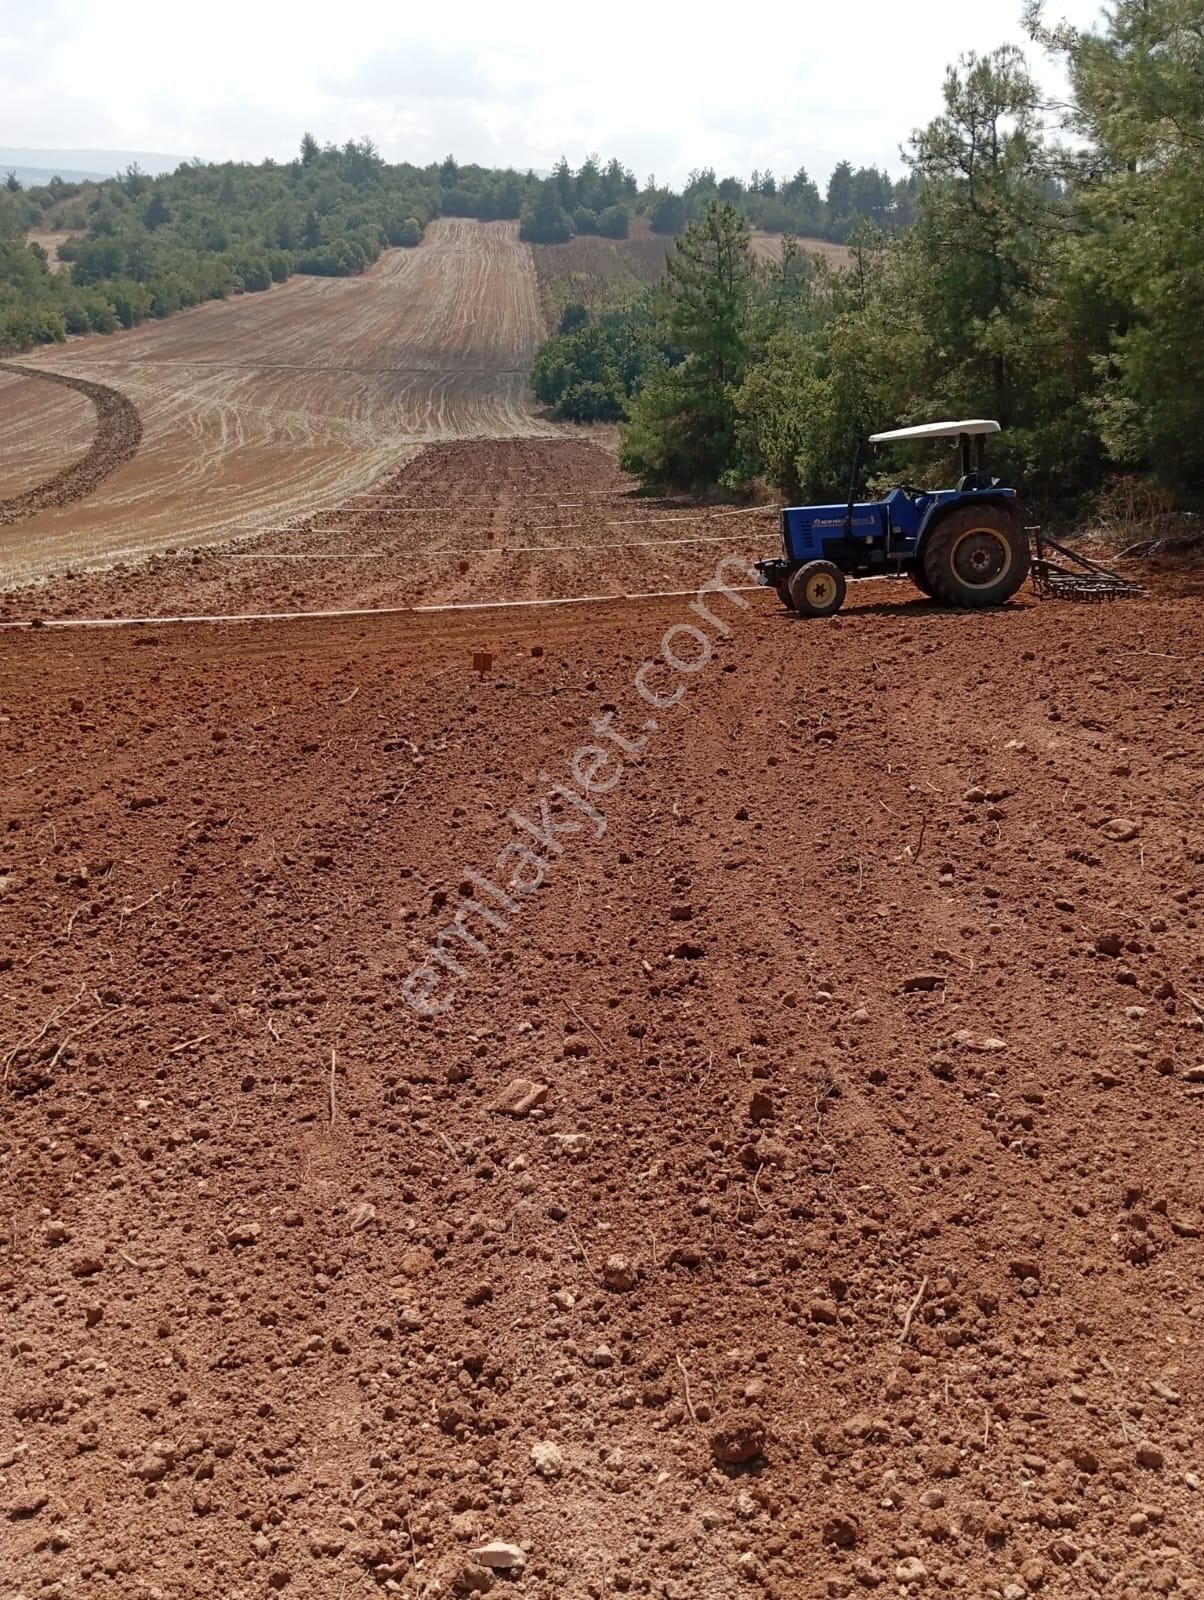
left=842, top=437, right=865, bottom=541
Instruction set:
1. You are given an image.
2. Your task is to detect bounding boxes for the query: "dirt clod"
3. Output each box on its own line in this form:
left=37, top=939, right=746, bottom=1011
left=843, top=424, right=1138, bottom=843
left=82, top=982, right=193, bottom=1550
left=903, top=973, right=944, bottom=992
left=710, top=1419, right=767, bottom=1466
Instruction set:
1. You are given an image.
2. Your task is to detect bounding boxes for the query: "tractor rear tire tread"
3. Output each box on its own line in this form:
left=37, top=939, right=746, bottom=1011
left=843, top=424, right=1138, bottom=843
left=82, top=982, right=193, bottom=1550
left=922, top=505, right=1029, bottom=608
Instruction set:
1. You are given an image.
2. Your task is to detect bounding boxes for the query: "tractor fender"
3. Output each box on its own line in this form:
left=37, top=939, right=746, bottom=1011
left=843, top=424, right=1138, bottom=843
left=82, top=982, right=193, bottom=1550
left=914, top=491, right=1022, bottom=565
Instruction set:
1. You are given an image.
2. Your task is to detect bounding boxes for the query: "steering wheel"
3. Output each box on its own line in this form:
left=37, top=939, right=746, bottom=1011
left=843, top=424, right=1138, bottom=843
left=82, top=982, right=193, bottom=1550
left=895, top=482, right=923, bottom=501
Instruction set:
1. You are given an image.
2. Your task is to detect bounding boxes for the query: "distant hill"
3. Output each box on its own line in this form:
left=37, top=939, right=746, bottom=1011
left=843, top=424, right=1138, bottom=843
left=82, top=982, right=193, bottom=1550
left=6, top=166, right=109, bottom=186
left=1, top=148, right=183, bottom=185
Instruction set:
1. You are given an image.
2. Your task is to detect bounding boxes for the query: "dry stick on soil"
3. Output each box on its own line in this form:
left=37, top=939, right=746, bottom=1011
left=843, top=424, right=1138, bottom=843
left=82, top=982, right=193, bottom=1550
left=2, top=985, right=89, bottom=1085
left=1099, top=1354, right=1133, bottom=1441
left=328, top=1047, right=338, bottom=1127
left=568, top=1001, right=610, bottom=1058
left=676, top=1354, right=700, bottom=1426
left=47, top=1008, right=121, bottom=1073
left=168, top=1034, right=212, bottom=1055
left=898, top=1276, right=929, bottom=1347
left=117, top=879, right=176, bottom=934
left=567, top=1218, right=597, bottom=1279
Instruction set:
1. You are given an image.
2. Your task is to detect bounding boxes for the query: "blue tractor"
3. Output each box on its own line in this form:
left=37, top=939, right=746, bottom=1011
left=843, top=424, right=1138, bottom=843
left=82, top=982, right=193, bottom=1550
left=755, top=419, right=1030, bottom=617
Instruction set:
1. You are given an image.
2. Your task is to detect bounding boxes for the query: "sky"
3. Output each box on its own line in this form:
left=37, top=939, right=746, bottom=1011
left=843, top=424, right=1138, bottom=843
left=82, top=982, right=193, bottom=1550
left=0, top=0, right=1109, bottom=185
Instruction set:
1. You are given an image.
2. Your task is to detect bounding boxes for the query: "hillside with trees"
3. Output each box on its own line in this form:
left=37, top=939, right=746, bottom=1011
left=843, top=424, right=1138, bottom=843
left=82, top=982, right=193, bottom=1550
left=1, top=137, right=914, bottom=356
left=542, top=0, right=1203, bottom=519
left=0, top=138, right=437, bottom=347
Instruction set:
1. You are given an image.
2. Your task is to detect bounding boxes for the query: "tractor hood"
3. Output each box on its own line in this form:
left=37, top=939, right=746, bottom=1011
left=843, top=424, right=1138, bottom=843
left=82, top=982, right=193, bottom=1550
left=781, top=500, right=883, bottom=557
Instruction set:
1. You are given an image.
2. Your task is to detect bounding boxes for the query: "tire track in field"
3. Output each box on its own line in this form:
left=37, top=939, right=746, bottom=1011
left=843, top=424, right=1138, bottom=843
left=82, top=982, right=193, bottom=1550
left=0, top=364, right=143, bottom=526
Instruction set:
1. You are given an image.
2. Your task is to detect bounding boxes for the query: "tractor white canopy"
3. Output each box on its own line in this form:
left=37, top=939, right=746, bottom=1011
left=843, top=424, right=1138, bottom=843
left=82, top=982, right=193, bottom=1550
left=869, top=419, right=1001, bottom=443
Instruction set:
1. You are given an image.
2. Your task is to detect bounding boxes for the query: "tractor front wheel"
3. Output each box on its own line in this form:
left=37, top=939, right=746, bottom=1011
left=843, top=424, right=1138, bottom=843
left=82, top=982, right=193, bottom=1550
left=776, top=583, right=794, bottom=609
left=922, top=506, right=1029, bottom=608
left=788, top=560, right=847, bottom=618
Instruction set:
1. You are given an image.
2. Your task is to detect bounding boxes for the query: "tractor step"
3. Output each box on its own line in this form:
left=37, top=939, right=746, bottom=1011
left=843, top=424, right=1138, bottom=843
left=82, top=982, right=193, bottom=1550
left=1029, top=529, right=1145, bottom=602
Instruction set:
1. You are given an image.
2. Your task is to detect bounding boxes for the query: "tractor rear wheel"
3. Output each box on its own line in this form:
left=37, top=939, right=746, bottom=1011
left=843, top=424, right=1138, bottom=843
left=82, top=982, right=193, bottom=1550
left=910, top=564, right=935, bottom=600
left=922, top=506, right=1029, bottom=607
left=788, top=560, right=847, bottom=618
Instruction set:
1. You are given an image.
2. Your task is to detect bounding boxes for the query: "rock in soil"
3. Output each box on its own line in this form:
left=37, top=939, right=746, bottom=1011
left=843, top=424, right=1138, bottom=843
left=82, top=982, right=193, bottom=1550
left=603, top=1254, right=637, bottom=1291
left=469, top=1541, right=526, bottom=1570
left=489, top=1078, right=549, bottom=1116
left=530, top=1440, right=564, bottom=1478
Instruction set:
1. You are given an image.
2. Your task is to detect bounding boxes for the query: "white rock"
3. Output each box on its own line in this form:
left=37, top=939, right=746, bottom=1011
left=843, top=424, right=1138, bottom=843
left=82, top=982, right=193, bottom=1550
left=1100, top=817, right=1140, bottom=842
left=951, top=1029, right=1007, bottom=1053
left=469, top=1541, right=526, bottom=1570
left=895, top=1556, right=927, bottom=1584
left=531, top=1441, right=563, bottom=1479
left=551, top=1132, right=590, bottom=1158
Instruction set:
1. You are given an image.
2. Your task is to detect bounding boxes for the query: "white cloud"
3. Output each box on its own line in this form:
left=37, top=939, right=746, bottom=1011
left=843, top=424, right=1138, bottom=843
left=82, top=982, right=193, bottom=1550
left=1, top=0, right=1110, bottom=183
left=323, top=42, right=500, bottom=103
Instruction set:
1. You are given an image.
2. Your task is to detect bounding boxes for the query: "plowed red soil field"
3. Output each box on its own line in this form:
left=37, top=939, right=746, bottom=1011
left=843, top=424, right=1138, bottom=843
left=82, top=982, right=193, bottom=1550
left=0, top=440, right=778, bottom=623
left=2, top=436, right=1203, bottom=1600
left=0, top=220, right=550, bottom=585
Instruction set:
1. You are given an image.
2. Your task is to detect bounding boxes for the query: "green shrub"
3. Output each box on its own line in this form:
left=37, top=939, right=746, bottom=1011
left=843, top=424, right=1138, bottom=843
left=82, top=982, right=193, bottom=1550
left=597, top=204, right=630, bottom=239
left=649, top=192, right=687, bottom=234
left=556, top=380, right=624, bottom=422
